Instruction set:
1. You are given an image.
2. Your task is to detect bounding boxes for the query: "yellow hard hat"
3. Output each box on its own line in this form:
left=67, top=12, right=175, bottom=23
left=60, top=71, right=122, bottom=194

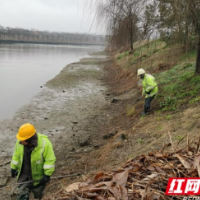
left=16, top=123, right=36, bottom=141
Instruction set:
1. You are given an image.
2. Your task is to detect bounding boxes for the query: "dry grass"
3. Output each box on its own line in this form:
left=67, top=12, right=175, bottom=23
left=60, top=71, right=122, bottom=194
left=95, top=131, right=128, bottom=166
left=139, top=45, right=183, bottom=73
left=126, top=104, right=136, bottom=117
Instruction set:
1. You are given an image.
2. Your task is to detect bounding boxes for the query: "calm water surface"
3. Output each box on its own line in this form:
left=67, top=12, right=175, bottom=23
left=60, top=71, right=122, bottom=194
left=0, top=43, right=103, bottom=120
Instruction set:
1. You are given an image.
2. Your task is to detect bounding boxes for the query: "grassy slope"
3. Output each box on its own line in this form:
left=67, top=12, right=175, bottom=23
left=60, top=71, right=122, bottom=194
left=96, top=40, right=200, bottom=170
left=117, top=40, right=200, bottom=112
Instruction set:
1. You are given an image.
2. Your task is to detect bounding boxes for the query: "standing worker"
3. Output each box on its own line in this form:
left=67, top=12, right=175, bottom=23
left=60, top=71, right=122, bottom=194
left=11, top=123, right=56, bottom=200
left=137, top=68, right=158, bottom=116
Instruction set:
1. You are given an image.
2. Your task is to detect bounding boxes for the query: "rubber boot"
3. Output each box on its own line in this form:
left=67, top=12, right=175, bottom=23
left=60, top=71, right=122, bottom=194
left=141, top=111, right=146, bottom=116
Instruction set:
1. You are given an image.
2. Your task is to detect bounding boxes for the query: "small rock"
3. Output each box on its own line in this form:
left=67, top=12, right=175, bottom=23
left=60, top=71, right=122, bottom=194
left=108, top=132, right=116, bottom=137
left=121, top=134, right=126, bottom=140
left=44, top=117, right=48, bottom=120
left=40, top=86, right=43, bottom=88
left=111, top=98, right=119, bottom=103
left=71, top=148, right=75, bottom=152
left=103, top=132, right=117, bottom=139
left=103, top=135, right=109, bottom=139
left=79, top=140, right=90, bottom=147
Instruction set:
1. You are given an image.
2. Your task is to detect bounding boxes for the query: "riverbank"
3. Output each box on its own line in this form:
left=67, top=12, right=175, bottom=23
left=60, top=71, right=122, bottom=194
left=0, top=52, right=112, bottom=199
left=1, top=40, right=200, bottom=200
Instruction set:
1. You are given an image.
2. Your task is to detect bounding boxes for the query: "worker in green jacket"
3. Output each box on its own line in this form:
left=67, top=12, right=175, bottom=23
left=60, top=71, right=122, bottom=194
left=11, top=123, right=56, bottom=200
left=137, top=68, right=158, bottom=116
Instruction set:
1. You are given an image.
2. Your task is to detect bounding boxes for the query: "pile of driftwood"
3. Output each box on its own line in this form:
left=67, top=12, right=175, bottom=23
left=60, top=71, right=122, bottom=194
left=48, top=133, right=200, bottom=200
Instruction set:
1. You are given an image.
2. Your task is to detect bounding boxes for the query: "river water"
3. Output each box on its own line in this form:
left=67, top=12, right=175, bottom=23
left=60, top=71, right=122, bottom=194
left=0, top=43, right=103, bottom=120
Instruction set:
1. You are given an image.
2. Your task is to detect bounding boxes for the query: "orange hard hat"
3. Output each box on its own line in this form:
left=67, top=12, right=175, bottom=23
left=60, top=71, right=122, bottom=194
left=16, top=123, right=36, bottom=141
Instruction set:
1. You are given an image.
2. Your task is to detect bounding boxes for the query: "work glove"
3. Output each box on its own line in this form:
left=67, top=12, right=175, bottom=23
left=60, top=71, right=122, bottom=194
left=145, top=90, right=151, bottom=95
left=40, top=175, right=50, bottom=184
left=11, top=169, right=18, bottom=178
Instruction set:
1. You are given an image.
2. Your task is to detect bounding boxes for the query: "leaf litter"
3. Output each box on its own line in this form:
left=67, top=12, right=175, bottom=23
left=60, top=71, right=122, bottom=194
left=43, top=133, right=200, bottom=200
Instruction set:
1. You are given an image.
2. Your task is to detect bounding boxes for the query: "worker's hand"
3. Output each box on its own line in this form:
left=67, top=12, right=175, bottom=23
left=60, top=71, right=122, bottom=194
left=11, top=169, right=18, bottom=178
left=145, top=90, right=151, bottom=95
left=40, top=175, right=50, bottom=184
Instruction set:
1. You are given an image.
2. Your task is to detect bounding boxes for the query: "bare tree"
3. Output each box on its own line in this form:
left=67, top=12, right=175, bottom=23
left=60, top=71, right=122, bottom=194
left=97, top=0, right=145, bottom=51
left=144, top=0, right=200, bottom=74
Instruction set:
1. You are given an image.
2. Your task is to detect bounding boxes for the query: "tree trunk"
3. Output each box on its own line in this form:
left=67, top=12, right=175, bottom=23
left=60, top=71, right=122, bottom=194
left=130, top=31, right=133, bottom=50
left=184, top=0, right=189, bottom=53
left=195, top=32, right=200, bottom=75
left=129, top=17, right=133, bottom=51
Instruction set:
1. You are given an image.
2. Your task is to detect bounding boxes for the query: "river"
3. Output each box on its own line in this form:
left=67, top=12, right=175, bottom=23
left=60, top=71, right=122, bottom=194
left=0, top=43, right=103, bottom=120
left=0, top=43, right=109, bottom=200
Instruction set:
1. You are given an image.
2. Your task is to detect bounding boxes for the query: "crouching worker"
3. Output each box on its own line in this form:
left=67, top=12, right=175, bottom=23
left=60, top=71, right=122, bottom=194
left=137, top=68, right=158, bottom=116
left=11, top=123, right=56, bottom=200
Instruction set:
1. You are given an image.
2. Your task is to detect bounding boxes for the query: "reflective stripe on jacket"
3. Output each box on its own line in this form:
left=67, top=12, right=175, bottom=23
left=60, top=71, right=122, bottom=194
left=11, top=133, right=56, bottom=186
left=142, top=74, right=158, bottom=98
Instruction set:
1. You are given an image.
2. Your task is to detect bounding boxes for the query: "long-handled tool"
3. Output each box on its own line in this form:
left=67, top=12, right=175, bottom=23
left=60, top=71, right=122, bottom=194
left=126, top=84, right=158, bottom=117
left=0, top=173, right=81, bottom=190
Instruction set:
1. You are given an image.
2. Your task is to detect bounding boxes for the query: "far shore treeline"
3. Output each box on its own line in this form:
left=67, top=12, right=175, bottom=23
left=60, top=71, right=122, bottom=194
left=0, top=25, right=106, bottom=46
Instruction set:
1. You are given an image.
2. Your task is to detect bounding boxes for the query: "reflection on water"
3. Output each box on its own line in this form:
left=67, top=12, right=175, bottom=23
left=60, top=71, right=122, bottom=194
left=0, top=43, right=103, bottom=120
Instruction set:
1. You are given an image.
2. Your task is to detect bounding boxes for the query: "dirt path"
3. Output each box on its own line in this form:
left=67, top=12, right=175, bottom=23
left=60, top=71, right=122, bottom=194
left=0, top=53, right=112, bottom=199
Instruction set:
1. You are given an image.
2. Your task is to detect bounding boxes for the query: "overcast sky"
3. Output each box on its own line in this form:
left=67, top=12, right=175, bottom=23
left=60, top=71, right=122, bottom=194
left=0, top=0, right=105, bottom=34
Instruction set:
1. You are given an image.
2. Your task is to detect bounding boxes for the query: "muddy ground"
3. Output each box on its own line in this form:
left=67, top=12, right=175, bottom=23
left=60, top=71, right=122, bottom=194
left=0, top=53, right=116, bottom=199
left=0, top=52, right=148, bottom=199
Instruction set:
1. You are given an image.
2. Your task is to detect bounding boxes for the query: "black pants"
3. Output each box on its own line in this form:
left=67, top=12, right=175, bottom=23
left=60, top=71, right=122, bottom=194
left=17, top=177, right=45, bottom=200
left=144, top=95, right=155, bottom=114
left=17, top=181, right=45, bottom=200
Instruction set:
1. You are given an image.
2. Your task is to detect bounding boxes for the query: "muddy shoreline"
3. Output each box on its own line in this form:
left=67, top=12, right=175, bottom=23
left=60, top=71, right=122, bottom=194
left=0, top=53, right=112, bottom=199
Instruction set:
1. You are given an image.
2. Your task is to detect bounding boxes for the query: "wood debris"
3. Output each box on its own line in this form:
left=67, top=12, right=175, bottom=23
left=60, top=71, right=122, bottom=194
left=44, top=134, right=199, bottom=200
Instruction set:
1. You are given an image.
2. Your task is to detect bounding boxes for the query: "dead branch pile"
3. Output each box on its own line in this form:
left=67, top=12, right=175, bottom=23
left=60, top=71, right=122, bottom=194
left=45, top=135, right=200, bottom=200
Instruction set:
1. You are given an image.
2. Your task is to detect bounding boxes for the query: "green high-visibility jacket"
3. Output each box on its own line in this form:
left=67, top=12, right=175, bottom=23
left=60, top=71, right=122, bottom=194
left=142, top=74, right=158, bottom=98
left=11, top=133, right=56, bottom=186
